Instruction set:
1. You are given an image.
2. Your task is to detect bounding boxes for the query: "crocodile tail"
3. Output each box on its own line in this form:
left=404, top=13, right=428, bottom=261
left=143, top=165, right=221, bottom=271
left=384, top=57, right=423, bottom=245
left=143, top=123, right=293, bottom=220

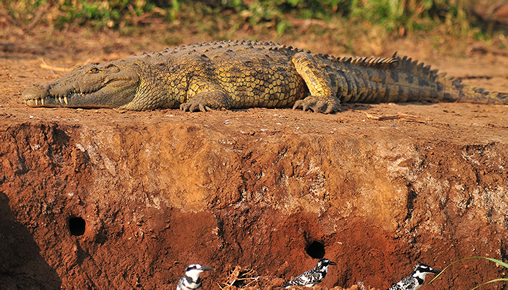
left=435, top=73, right=508, bottom=104
left=393, top=53, right=440, bottom=81
left=394, top=53, right=508, bottom=104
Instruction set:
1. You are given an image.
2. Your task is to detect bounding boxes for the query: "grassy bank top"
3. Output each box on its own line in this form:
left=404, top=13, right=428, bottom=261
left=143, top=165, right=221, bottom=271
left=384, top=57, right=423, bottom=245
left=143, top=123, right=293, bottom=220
left=2, top=0, right=507, bottom=55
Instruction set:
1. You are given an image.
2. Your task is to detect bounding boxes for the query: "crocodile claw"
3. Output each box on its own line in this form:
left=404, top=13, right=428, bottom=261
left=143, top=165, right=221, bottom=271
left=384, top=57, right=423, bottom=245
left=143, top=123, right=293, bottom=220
left=180, top=102, right=210, bottom=112
left=180, top=91, right=229, bottom=112
left=293, top=96, right=341, bottom=114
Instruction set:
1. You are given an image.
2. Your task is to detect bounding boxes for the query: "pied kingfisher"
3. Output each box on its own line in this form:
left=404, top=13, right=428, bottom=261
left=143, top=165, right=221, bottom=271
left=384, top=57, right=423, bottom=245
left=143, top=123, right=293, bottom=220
left=285, top=258, right=337, bottom=288
left=388, top=262, right=441, bottom=290
left=176, top=264, right=214, bottom=290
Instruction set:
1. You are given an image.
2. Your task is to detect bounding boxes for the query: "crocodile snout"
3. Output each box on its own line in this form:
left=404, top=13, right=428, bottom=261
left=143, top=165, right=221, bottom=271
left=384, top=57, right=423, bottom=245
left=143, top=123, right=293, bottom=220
left=22, top=84, right=49, bottom=106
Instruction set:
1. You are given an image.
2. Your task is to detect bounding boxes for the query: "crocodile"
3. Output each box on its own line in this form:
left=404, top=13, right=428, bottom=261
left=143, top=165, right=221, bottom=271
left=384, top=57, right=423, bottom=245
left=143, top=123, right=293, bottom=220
left=22, top=40, right=508, bottom=113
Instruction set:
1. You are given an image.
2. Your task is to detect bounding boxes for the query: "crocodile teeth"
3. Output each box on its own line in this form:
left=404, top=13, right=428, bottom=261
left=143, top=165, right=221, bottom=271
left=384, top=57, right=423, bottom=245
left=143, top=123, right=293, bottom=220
left=64, top=97, right=68, bottom=105
left=41, top=98, right=45, bottom=105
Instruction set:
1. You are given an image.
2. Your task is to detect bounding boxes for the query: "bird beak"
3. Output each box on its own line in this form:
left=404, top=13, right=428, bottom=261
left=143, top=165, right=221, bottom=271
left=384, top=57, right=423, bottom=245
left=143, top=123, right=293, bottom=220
left=431, top=268, right=441, bottom=274
left=329, top=261, right=337, bottom=265
left=202, top=266, right=215, bottom=271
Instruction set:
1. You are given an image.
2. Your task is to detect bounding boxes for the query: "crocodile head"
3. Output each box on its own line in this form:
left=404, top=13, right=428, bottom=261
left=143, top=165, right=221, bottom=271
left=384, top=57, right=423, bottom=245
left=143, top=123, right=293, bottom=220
left=22, top=61, right=140, bottom=108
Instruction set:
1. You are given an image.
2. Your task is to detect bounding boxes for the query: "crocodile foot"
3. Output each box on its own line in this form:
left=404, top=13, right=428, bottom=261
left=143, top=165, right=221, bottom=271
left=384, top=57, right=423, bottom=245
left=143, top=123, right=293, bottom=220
left=180, top=100, right=211, bottom=112
left=292, top=96, right=341, bottom=114
left=180, top=91, right=230, bottom=112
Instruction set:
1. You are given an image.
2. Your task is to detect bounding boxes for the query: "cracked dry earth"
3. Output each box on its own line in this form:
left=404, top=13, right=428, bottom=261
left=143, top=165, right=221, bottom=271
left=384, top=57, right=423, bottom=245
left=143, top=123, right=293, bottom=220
left=1, top=34, right=508, bottom=289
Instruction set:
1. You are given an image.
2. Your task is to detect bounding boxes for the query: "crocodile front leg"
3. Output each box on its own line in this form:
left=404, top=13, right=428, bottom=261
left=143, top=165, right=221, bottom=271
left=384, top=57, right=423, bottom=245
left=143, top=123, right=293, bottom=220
left=291, top=52, right=341, bottom=113
left=180, top=79, right=231, bottom=112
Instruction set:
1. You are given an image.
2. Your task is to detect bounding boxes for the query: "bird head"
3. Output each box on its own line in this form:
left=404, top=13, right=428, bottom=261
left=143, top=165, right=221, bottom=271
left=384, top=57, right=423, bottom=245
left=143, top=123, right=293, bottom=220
left=316, top=258, right=337, bottom=271
left=412, top=262, right=441, bottom=281
left=184, top=264, right=214, bottom=280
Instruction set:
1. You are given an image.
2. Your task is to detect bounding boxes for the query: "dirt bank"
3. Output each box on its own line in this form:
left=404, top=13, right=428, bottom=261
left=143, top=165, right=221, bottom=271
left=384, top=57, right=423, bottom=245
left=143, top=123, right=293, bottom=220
left=1, top=30, right=508, bottom=289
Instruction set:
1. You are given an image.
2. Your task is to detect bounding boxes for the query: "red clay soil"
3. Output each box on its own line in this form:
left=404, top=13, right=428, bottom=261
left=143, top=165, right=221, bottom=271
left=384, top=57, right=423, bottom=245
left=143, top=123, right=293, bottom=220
left=1, top=29, right=508, bottom=290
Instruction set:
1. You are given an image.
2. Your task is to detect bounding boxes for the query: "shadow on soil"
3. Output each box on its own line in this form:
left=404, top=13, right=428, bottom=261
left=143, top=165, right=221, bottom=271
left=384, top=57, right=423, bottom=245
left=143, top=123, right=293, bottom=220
left=0, top=191, right=62, bottom=289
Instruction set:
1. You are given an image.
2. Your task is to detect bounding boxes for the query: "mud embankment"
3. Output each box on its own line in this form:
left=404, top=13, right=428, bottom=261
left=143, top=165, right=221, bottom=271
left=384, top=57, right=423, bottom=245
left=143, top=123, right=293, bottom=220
left=0, top=107, right=507, bottom=289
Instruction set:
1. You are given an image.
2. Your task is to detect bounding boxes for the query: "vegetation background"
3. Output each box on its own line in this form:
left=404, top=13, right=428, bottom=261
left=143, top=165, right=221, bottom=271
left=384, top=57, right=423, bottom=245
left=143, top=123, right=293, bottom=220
left=2, top=0, right=508, bottom=56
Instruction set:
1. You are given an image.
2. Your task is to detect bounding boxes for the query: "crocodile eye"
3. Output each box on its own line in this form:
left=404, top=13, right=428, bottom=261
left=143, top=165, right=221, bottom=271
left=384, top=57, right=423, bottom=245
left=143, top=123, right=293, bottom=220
left=104, top=64, right=120, bottom=72
left=88, top=67, right=99, bottom=73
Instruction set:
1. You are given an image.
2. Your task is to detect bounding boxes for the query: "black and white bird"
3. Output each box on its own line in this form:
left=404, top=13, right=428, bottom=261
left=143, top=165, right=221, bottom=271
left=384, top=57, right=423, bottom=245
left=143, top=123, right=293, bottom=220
left=388, top=262, right=441, bottom=290
left=285, top=258, right=337, bottom=288
left=176, top=264, right=214, bottom=290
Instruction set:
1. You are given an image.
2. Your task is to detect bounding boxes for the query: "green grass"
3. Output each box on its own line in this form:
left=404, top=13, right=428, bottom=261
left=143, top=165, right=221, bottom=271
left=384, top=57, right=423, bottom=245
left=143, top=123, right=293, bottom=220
left=1, top=0, right=481, bottom=37
left=349, top=0, right=472, bottom=36
left=429, top=256, right=508, bottom=289
left=2, top=0, right=505, bottom=56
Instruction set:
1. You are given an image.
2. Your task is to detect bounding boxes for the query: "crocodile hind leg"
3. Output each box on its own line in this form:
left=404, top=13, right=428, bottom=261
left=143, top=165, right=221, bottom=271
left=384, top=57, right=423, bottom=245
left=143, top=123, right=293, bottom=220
left=180, top=79, right=231, bottom=112
left=291, top=52, right=341, bottom=113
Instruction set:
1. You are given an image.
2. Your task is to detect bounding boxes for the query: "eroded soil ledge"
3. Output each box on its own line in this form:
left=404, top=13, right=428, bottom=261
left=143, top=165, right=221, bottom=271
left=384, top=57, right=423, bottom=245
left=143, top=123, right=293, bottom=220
left=1, top=103, right=507, bottom=289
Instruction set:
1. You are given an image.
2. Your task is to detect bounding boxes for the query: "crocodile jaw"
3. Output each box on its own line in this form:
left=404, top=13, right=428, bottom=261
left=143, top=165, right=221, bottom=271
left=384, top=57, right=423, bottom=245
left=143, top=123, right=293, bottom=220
left=22, top=63, right=140, bottom=108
